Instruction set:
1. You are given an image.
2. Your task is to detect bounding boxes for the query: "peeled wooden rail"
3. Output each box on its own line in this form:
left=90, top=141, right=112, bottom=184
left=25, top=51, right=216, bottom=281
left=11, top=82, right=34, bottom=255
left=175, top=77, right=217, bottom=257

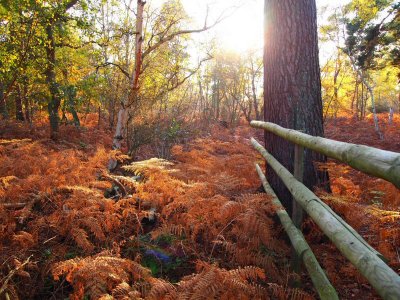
left=251, top=138, right=400, bottom=300
left=250, top=121, right=400, bottom=188
left=255, top=164, right=338, bottom=300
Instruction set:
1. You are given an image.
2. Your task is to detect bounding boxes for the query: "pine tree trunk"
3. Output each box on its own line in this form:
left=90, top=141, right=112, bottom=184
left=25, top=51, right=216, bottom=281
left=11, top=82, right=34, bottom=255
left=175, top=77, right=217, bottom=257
left=263, top=0, right=329, bottom=213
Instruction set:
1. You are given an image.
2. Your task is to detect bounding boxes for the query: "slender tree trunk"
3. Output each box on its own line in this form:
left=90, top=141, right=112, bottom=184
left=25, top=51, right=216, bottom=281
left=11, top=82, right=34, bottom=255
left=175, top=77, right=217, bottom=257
left=0, top=82, right=8, bottom=118
left=351, top=79, right=357, bottom=116
left=23, top=83, right=30, bottom=123
left=251, top=68, right=261, bottom=120
left=333, top=56, right=340, bottom=122
left=112, top=0, right=145, bottom=150
left=15, top=85, right=25, bottom=121
left=347, top=54, right=382, bottom=138
left=365, top=80, right=383, bottom=139
left=360, top=82, right=365, bottom=120
left=263, top=0, right=329, bottom=214
left=388, top=107, right=394, bottom=125
left=359, top=70, right=382, bottom=138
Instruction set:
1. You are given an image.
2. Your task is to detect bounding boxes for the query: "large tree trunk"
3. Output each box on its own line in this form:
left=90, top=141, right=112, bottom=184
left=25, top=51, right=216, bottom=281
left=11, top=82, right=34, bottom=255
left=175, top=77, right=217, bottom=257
left=263, top=0, right=329, bottom=214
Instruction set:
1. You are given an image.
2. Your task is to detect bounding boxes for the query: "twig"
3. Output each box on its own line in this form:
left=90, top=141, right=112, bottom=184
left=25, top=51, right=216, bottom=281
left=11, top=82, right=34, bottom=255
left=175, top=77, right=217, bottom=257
left=2, top=203, right=27, bottom=209
left=0, top=256, right=32, bottom=296
left=100, top=172, right=127, bottom=196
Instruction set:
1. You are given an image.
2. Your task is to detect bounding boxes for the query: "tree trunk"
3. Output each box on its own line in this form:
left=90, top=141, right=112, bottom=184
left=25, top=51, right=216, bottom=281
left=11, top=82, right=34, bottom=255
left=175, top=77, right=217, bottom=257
left=347, top=53, right=382, bottom=140
left=112, top=0, right=145, bottom=150
left=45, top=22, right=61, bottom=140
left=23, top=84, right=30, bottom=123
left=263, top=0, right=329, bottom=214
left=388, top=107, right=394, bottom=125
left=365, top=80, right=383, bottom=139
left=0, top=82, right=8, bottom=118
left=15, top=85, right=25, bottom=121
left=351, top=79, right=357, bottom=116
left=333, top=55, right=340, bottom=122
left=250, top=59, right=261, bottom=120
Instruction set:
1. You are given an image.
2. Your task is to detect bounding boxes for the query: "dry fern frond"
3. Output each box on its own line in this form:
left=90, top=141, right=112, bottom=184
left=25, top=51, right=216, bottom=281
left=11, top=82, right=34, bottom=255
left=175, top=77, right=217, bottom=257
left=123, top=158, right=174, bottom=175
left=268, top=283, right=315, bottom=300
left=70, top=227, right=94, bottom=253
left=12, top=231, right=35, bottom=249
left=147, top=278, right=177, bottom=300
left=177, top=261, right=267, bottom=299
left=52, top=252, right=151, bottom=299
left=111, top=282, right=142, bottom=299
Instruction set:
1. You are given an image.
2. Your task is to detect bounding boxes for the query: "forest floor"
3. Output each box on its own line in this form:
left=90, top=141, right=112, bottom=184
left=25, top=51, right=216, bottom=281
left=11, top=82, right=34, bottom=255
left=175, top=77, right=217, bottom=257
left=0, top=113, right=399, bottom=299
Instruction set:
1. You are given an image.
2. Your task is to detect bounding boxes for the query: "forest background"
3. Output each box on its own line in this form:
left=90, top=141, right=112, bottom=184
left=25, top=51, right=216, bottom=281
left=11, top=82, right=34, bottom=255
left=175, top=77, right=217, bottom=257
left=0, top=0, right=399, bottom=299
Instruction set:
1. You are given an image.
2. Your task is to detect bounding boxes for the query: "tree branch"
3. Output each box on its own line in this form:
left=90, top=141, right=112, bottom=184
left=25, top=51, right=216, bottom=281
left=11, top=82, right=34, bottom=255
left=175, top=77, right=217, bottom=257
left=96, top=62, right=131, bottom=79
left=142, top=6, right=236, bottom=59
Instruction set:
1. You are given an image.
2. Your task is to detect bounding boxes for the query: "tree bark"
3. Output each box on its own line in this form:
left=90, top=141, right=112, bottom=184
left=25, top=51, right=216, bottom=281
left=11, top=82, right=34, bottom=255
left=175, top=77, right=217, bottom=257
left=263, top=0, right=329, bottom=213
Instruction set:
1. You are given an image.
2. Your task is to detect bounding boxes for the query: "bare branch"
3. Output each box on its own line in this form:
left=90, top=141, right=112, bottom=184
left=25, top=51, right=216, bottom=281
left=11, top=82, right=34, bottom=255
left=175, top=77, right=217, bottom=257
left=142, top=5, right=238, bottom=59
left=96, top=62, right=131, bottom=79
left=154, top=55, right=213, bottom=101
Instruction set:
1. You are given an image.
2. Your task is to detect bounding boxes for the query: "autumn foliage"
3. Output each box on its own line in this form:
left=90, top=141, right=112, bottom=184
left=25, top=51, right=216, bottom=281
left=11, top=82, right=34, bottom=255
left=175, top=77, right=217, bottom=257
left=0, top=114, right=399, bottom=299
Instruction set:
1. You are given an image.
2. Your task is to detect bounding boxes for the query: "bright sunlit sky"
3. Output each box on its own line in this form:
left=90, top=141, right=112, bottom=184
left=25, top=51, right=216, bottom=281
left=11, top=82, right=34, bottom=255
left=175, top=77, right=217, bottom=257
left=151, top=0, right=351, bottom=63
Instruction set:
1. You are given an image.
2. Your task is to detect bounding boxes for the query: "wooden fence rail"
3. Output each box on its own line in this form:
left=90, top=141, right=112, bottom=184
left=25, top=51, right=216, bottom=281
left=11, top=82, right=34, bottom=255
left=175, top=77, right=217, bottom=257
left=255, top=164, right=338, bottom=300
left=249, top=123, right=400, bottom=300
left=250, top=121, right=400, bottom=188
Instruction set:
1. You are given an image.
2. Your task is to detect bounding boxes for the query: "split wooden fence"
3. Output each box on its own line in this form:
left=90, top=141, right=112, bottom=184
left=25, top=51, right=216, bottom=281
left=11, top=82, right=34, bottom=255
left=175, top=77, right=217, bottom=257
left=250, top=120, right=400, bottom=300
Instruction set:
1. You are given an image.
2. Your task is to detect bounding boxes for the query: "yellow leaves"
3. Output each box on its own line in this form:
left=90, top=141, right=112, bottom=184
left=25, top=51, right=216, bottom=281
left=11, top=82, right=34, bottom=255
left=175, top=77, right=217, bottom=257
left=350, top=0, right=380, bottom=24
left=0, top=176, right=18, bottom=197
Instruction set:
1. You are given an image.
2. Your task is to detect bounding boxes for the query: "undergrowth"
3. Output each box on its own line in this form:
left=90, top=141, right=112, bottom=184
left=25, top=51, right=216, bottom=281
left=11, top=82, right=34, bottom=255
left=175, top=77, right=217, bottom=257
left=0, top=114, right=399, bottom=299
